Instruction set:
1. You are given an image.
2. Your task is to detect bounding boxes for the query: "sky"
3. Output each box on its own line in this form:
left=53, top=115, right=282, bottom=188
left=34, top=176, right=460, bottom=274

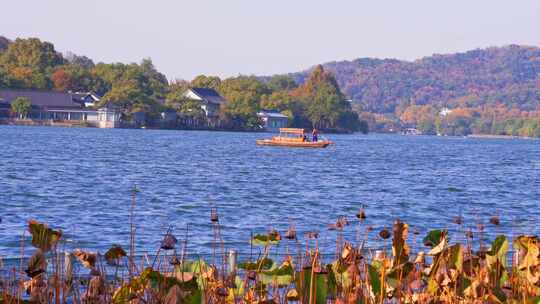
left=1, top=0, right=539, bottom=80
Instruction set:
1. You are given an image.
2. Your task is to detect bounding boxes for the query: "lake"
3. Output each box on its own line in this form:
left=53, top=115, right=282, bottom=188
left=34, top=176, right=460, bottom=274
left=1, top=126, right=539, bottom=260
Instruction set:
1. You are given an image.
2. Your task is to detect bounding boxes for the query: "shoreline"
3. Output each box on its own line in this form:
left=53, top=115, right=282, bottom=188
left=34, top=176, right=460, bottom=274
left=467, top=134, right=537, bottom=140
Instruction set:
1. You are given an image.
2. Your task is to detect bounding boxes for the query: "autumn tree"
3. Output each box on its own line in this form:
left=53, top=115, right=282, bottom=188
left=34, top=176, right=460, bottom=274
left=51, top=68, right=72, bottom=92
left=292, top=65, right=359, bottom=131
left=0, top=38, right=64, bottom=89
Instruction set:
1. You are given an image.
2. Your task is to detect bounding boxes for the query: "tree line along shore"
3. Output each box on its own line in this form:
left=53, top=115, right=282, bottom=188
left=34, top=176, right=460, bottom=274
left=1, top=36, right=539, bottom=137
left=0, top=37, right=364, bottom=133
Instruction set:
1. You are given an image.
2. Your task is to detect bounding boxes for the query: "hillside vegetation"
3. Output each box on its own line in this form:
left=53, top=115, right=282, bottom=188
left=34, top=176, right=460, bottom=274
left=292, top=46, right=540, bottom=136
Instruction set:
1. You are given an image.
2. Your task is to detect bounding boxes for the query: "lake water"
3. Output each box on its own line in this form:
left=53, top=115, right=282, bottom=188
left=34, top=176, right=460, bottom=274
left=1, top=126, right=539, bottom=260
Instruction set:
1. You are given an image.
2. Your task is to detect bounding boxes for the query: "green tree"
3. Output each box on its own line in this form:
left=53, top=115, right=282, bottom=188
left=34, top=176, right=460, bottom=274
left=191, top=75, right=221, bottom=90
left=267, top=75, right=297, bottom=92
left=100, top=79, right=153, bottom=115
left=11, top=97, right=31, bottom=119
left=219, top=76, right=270, bottom=130
left=93, top=59, right=168, bottom=117
left=139, top=58, right=168, bottom=99
left=260, top=91, right=294, bottom=112
left=417, top=120, right=437, bottom=135
left=520, top=119, right=540, bottom=138
left=0, top=67, right=7, bottom=88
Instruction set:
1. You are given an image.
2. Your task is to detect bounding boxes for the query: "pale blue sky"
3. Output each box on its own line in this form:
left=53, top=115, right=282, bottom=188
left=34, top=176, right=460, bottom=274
left=2, top=0, right=539, bottom=80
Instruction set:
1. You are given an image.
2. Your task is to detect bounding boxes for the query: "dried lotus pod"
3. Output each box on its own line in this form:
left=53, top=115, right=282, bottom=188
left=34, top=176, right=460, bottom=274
left=379, top=228, right=391, bottom=239
left=161, top=234, right=178, bottom=250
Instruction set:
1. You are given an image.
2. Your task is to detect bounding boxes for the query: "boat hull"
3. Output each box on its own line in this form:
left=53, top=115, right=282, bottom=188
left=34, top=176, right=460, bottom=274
left=256, top=139, right=332, bottom=148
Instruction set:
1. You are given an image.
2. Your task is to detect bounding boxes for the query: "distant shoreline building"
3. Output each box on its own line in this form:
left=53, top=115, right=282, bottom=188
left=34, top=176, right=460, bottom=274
left=183, top=87, right=225, bottom=127
left=439, top=107, right=453, bottom=117
left=0, top=89, right=120, bottom=128
left=257, top=110, right=289, bottom=132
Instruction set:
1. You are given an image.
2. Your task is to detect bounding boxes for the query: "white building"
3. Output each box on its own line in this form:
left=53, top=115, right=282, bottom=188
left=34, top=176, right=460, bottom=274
left=257, top=110, right=289, bottom=132
left=0, top=89, right=120, bottom=128
left=183, top=87, right=225, bottom=119
left=440, top=107, right=453, bottom=117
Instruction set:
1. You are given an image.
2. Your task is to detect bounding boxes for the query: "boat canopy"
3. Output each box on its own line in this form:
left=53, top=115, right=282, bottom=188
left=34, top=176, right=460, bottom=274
left=279, top=128, right=304, bottom=135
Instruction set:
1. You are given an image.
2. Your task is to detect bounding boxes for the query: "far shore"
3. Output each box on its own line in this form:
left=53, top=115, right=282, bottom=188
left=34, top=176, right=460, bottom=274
left=467, top=134, right=537, bottom=140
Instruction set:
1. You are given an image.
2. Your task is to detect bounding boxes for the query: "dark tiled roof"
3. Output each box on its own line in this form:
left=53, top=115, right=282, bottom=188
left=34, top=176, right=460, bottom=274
left=71, top=92, right=101, bottom=101
left=258, top=110, right=288, bottom=119
left=0, top=89, right=84, bottom=109
left=190, top=87, right=225, bottom=104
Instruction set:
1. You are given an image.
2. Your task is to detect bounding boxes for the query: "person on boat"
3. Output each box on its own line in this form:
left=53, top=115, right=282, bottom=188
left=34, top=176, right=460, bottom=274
left=302, top=134, right=307, bottom=142
left=312, top=128, right=318, bottom=142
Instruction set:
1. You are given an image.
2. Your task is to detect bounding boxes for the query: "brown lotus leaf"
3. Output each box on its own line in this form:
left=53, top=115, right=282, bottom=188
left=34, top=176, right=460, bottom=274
left=28, top=220, right=62, bottom=252
left=392, top=219, right=410, bottom=266
left=414, top=252, right=425, bottom=265
left=268, top=229, right=281, bottom=241
left=25, top=249, right=47, bottom=278
left=286, top=288, right=299, bottom=301
left=164, top=285, right=190, bottom=304
left=105, top=244, right=127, bottom=266
left=341, top=243, right=353, bottom=260
left=73, top=249, right=97, bottom=269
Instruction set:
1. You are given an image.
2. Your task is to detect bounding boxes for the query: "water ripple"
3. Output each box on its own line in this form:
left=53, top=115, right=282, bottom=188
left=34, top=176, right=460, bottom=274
left=0, top=126, right=539, bottom=258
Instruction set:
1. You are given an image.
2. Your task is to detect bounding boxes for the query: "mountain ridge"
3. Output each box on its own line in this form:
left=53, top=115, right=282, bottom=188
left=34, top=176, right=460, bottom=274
left=288, top=45, right=540, bottom=113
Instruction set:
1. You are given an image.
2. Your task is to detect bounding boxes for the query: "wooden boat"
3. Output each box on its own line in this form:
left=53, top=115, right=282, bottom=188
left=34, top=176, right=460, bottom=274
left=256, top=128, right=333, bottom=148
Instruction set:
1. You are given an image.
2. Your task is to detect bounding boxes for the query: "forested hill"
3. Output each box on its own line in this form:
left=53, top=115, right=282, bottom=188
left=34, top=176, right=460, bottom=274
left=291, top=45, right=540, bottom=113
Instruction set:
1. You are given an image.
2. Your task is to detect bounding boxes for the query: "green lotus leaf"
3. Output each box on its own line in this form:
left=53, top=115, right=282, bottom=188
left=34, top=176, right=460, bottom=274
left=423, top=229, right=448, bottom=248
left=238, top=258, right=274, bottom=271
left=251, top=233, right=280, bottom=246
left=297, top=269, right=328, bottom=304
